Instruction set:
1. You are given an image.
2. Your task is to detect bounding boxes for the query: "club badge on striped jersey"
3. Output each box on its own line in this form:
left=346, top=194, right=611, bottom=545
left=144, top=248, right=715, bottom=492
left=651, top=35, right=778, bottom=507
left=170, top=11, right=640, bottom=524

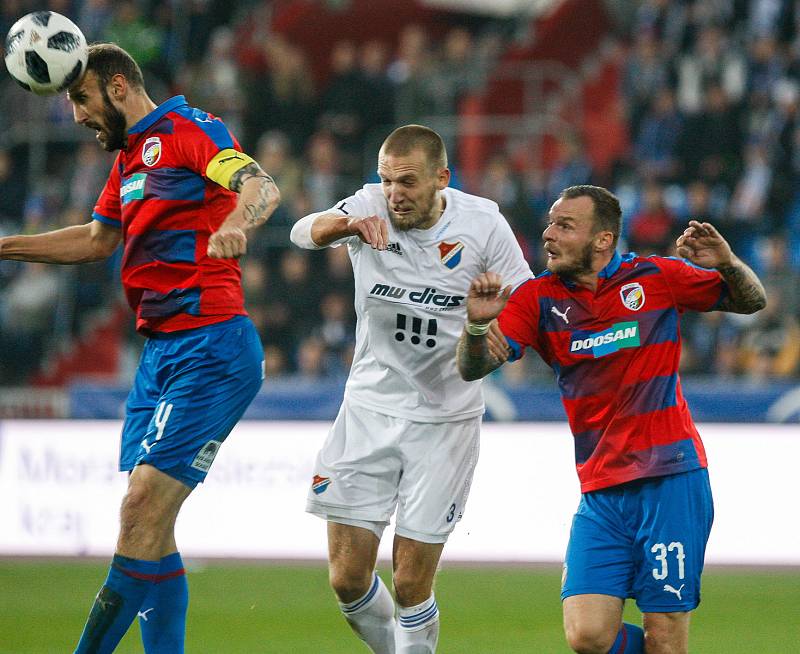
left=142, top=136, right=162, bottom=167
left=620, top=282, right=645, bottom=311
left=438, top=241, right=464, bottom=269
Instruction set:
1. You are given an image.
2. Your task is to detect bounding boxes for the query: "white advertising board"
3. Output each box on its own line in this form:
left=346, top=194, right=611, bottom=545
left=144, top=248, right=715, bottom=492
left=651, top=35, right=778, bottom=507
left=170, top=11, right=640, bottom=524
left=0, top=421, right=797, bottom=564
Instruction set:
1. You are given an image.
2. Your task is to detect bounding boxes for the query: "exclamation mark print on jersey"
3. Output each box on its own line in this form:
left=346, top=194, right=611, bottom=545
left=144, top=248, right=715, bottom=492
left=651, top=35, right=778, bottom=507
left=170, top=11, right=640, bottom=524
left=410, top=317, right=423, bottom=345
left=426, top=319, right=437, bottom=348
left=395, top=314, right=406, bottom=341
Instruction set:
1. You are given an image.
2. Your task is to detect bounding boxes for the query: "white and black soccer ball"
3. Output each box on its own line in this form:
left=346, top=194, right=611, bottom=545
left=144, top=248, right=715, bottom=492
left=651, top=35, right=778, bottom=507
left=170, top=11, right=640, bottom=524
left=4, top=11, right=88, bottom=95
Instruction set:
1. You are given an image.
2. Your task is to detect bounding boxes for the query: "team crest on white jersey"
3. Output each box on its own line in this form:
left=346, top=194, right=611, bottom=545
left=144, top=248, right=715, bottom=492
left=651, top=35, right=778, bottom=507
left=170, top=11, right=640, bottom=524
left=438, top=241, right=464, bottom=269
left=142, top=136, right=162, bottom=167
left=620, top=282, right=645, bottom=311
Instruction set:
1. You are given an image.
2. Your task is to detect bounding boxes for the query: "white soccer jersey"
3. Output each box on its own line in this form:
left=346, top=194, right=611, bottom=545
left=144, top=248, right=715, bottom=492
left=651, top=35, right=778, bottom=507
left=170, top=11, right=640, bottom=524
left=320, top=184, right=531, bottom=422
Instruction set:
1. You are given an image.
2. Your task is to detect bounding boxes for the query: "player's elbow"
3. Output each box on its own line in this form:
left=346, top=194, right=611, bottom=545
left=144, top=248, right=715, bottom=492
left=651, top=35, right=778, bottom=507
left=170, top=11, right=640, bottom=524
left=89, top=232, right=120, bottom=261
left=750, top=293, right=768, bottom=313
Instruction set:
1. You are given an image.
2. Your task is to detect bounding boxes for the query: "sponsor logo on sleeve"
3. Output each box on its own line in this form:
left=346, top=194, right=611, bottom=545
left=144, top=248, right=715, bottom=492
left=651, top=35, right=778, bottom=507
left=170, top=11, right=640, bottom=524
left=141, top=136, right=162, bottom=167
left=569, top=321, right=640, bottom=358
left=620, top=282, right=645, bottom=311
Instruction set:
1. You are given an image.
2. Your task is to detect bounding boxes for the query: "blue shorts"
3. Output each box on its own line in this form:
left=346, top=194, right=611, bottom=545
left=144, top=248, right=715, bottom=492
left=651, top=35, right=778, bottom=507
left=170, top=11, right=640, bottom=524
left=561, top=468, right=714, bottom=613
left=120, top=315, right=264, bottom=488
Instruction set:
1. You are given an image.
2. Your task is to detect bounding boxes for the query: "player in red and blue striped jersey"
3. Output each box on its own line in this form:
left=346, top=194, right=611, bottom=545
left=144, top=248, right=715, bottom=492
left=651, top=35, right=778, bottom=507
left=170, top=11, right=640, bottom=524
left=457, top=186, right=766, bottom=654
left=0, top=44, right=280, bottom=653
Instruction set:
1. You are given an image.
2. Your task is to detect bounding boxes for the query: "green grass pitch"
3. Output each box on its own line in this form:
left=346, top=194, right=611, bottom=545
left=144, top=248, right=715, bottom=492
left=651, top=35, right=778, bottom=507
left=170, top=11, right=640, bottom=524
left=1, top=560, right=798, bottom=652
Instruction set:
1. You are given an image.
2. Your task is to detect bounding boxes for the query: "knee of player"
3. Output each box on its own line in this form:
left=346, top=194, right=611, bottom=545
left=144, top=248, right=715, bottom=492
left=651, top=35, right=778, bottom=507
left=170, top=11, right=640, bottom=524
left=564, top=621, right=617, bottom=654
left=392, top=570, right=433, bottom=608
left=328, top=565, right=373, bottom=603
left=119, top=482, right=170, bottom=533
left=643, top=611, right=689, bottom=648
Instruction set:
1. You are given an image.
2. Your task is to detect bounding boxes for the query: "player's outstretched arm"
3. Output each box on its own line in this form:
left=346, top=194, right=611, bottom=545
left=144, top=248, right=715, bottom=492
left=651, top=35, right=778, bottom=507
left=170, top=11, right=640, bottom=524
left=208, top=161, right=281, bottom=259
left=290, top=212, right=388, bottom=250
left=676, top=220, right=767, bottom=314
left=0, top=219, right=120, bottom=264
left=457, top=273, right=512, bottom=381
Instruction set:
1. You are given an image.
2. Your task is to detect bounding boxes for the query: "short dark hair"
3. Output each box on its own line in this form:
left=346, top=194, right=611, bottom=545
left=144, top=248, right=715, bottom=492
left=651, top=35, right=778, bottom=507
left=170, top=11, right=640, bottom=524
left=84, top=43, right=145, bottom=91
left=559, top=185, right=622, bottom=246
left=381, top=124, right=448, bottom=170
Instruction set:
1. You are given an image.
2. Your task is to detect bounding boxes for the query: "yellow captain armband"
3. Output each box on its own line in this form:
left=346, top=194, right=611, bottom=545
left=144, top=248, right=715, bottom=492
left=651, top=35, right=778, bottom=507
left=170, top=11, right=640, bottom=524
left=206, top=148, right=257, bottom=190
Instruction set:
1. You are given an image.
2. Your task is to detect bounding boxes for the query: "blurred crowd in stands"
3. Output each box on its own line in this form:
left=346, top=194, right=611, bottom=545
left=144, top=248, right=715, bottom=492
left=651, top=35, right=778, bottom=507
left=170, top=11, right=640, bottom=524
left=0, top=0, right=799, bottom=387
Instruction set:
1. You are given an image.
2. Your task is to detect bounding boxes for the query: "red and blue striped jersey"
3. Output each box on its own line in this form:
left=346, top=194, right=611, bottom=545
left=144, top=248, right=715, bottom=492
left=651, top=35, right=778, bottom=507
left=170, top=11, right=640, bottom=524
left=498, top=252, right=728, bottom=492
left=93, top=96, right=246, bottom=333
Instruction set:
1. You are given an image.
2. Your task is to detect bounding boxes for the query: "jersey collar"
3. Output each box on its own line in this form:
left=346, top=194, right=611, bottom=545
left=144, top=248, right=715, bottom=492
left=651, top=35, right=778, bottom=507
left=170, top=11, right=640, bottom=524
left=598, top=251, right=622, bottom=278
left=128, top=95, right=188, bottom=135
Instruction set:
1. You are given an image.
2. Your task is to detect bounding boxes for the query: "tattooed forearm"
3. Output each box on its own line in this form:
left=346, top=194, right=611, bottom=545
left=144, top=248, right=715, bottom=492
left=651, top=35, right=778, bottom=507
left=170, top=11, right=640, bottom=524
left=716, top=256, right=767, bottom=314
left=230, top=162, right=280, bottom=228
left=457, top=331, right=503, bottom=381
left=243, top=176, right=279, bottom=226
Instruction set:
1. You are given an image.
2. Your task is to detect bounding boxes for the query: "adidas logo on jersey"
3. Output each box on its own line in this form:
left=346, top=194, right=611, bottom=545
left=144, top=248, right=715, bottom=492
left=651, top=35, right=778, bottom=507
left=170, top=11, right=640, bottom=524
left=386, top=242, right=403, bottom=255
left=370, top=284, right=464, bottom=308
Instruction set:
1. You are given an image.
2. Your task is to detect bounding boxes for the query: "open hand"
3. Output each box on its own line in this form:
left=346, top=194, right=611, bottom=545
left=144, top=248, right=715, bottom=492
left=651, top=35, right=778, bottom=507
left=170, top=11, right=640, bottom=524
left=347, top=215, right=388, bottom=250
left=467, top=272, right=512, bottom=324
left=675, top=221, right=733, bottom=269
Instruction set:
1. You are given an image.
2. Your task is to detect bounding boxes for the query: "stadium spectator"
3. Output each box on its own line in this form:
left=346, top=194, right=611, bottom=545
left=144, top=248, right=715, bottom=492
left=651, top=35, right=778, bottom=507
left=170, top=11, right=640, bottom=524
left=548, top=133, right=593, bottom=200
left=621, top=31, right=672, bottom=136
left=387, top=24, right=436, bottom=125
left=677, top=83, right=742, bottom=188
left=738, top=285, right=800, bottom=379
left=0, top=148, right=27, bottom=232
left=458, top=185, right=767, bottom=654
left=633, top=87, right=683, bottom=181
left=317, top=39, right=369, bottom=176
left=290, top=124, right=532, bottom=654
left=626, top=179, right=677, bottom=255
left=0, top=43, right=280, bottom=652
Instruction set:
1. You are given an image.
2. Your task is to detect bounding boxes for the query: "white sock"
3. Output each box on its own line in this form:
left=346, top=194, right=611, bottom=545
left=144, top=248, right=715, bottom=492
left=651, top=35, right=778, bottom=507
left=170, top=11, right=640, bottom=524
left=339, top=572, right=396, bottom=654
left=396, top=594, right=439, bottom=653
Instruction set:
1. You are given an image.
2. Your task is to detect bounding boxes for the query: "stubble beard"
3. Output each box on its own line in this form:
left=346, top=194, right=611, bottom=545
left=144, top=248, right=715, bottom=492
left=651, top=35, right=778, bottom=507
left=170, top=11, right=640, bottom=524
left=550, top=241, right=595, bottom=280
left=96, top=88, right=128, bottom=152
left=388, top=194, right=438, bottom=232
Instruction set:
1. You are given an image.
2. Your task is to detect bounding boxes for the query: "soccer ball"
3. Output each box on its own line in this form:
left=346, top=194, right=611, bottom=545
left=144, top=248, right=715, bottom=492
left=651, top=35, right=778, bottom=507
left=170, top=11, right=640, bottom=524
left=4, top=11, right=88, bottom=95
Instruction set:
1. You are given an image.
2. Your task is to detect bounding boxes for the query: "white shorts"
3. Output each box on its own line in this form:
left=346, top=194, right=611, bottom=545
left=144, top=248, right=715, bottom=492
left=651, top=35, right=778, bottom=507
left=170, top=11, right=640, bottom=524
left=306, top=400, right=481, bottom=544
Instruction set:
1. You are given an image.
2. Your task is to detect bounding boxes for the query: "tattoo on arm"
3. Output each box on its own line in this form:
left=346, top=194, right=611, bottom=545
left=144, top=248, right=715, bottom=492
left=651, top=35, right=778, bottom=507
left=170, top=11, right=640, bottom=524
left=456, top=332, right=504, bottom=381
left=229, top=162, right=267, bottom=193
left=716, top=258, right=767, bottom=314
left=230, top=162, right=279, bottom=227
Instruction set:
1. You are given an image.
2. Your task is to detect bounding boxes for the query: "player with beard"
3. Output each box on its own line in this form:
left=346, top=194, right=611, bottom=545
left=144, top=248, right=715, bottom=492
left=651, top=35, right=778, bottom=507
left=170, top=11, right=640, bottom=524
left=457, top=185, right=766, bottom=654
left=290, top=124, right=532, bottom=653
left=0, top=44, right=280, bottom=653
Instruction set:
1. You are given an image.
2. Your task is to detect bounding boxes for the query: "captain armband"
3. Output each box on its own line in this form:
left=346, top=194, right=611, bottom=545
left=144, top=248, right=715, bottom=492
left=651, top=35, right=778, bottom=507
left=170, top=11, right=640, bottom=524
left=206, top=148, right=258, bottom=190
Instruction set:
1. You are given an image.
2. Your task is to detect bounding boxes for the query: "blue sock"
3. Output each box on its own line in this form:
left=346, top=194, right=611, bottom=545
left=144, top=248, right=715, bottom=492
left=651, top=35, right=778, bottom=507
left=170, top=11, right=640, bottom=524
left=138, top=552, right=189, bottom=654
left=74, top=554, right=160, bottom=653
left=608, top=623, right=644, bottom=653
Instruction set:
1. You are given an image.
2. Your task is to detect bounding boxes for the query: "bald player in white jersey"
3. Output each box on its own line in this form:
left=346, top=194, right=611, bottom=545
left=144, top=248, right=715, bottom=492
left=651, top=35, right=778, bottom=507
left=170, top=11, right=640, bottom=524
left=290, top=125, right=531, bottom=653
